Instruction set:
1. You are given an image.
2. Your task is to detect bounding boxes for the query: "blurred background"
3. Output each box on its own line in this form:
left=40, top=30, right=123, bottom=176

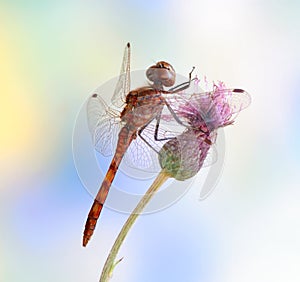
left=1, top=0, right=299, bottom=281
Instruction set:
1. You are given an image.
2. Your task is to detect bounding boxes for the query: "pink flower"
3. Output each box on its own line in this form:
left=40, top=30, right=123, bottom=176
left=177, top=80, right=235, bottom=134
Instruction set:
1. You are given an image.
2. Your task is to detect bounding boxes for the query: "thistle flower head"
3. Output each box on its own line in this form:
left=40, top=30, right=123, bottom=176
left=179, top=79, right=234, bottom=133
left=159, top=78, right=250, bottom=181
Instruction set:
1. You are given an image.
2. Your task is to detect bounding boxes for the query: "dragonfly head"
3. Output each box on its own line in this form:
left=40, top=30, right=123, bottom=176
left=146, top=61, right=176, bottom=88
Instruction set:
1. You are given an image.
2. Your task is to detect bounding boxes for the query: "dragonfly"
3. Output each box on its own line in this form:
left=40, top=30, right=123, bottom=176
left=83, top=43, right=197, bottom=247
left=158, top=80, right=251, bottom=182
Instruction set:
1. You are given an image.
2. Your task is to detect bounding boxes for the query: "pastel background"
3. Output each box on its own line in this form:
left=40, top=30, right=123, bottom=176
left=1, top=1, right=299, bottom=281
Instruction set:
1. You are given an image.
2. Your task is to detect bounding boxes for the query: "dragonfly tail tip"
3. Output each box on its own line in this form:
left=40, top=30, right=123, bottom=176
left=82, top=237, right=89, bottom=247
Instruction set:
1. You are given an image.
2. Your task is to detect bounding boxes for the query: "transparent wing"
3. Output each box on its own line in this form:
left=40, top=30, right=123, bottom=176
left=161, top=92, right=195, bottom=127
left=111, top=43, right=131, bottom=107
left=225, top=88, right=251, bottom=120
left=204, top=88, right=251, bottom=127
left=162, top=91, right=218, bottom=131
left=123, top=121, right=180, bottom=172
left=87, top=94, right=176, bottom=172
left=165, top=88, right=251, bottom=130
left=123, top=138, right=160, bottom=173
left=193, top=88, right=251, bottom=116
left=87, top=93, right=122, bottom=156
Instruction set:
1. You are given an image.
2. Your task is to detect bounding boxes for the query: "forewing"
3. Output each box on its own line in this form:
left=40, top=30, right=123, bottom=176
left=226, top=88, right=251, bottom=114
left=161, top=91, right=196, bottom=127
left=87, top=93, right=121, bottom=156
left=179, top=88, right=251, bottom=128
left=209, top=88, right=251, bottom=125
left=111, top=43, right=131, bottom=107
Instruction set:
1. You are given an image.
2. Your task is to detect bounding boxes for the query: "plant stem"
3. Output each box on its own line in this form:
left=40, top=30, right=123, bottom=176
left=99, top=170, right=170, bottom=282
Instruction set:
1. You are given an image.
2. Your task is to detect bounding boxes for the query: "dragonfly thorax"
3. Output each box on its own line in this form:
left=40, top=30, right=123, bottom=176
left=146, top=61, right=176, bottom=88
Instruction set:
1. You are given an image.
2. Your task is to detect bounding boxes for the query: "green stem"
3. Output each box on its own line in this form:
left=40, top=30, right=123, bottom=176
left=99, top=170, right=170, bottom=282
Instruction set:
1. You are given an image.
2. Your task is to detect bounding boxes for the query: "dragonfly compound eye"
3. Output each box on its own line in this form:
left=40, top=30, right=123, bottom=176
left=146, top=61, right=176, bottom=87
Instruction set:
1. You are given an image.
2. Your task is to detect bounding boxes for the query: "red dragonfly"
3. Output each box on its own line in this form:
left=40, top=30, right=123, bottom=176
left=83, top=43, right=196, bottom=246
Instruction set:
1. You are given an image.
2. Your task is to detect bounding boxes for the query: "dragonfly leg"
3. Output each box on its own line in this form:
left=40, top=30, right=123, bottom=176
left=137, top=113, right=175, bottom=155
left=153, top=112, right=175, bottom=141
left=138, top=112, right=175, bottom=146
left=138, top=123, right=160, bottom=154
left=168, top=66, right=196, bottom=93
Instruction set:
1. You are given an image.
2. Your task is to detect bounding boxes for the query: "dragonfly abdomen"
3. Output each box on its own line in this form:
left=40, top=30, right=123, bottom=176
left=83, top=200, right=103, bottom=246
left=83, top=126, right=136, bottom=247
